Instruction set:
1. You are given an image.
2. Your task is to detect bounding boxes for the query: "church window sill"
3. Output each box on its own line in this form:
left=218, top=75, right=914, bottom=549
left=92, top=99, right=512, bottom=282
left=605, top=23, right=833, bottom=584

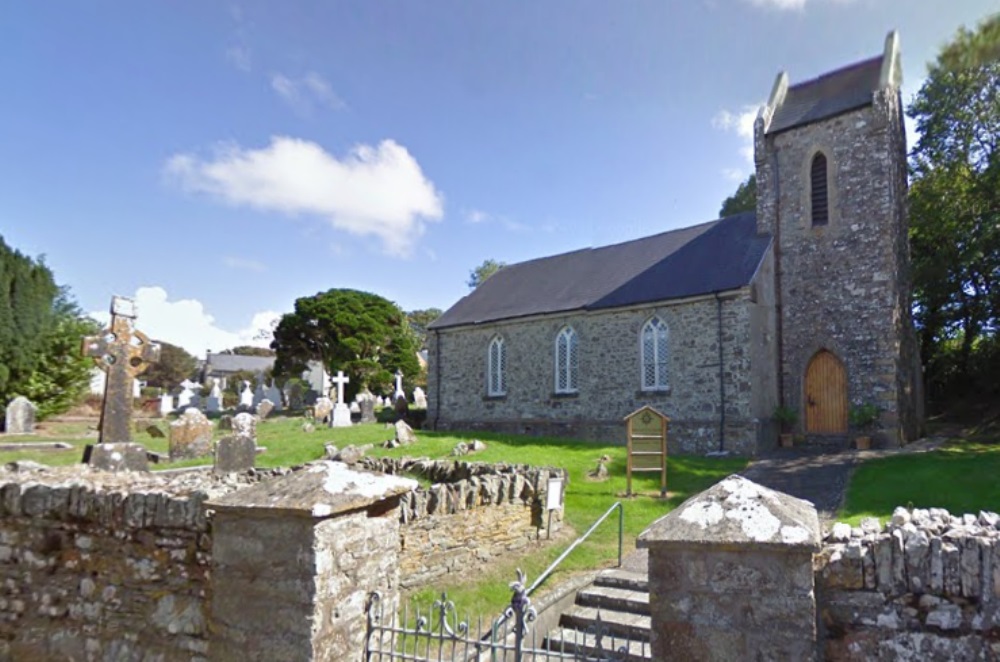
left=483, top=394, right=507, bottom=401
left=637, top=387, right=671, bottom=398
left=551, top=391, right=579, bottom=399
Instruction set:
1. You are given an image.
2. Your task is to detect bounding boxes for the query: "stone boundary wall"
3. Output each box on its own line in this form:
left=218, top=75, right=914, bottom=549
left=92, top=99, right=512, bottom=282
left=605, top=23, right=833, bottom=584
left=358, top=458, right=566, bottom=589
left=818, top=507, right=1000, bottom=660
left=0, top=466, right=258, bottom=661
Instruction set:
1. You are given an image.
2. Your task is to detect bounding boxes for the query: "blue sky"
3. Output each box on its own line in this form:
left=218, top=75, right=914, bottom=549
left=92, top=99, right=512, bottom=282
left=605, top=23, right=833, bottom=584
left=1, top=1, right=995, bottom=357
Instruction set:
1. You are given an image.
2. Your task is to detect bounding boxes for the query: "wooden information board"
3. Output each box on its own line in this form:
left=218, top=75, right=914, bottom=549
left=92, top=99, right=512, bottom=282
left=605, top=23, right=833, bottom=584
left=624, top=406, right=669, bottom=497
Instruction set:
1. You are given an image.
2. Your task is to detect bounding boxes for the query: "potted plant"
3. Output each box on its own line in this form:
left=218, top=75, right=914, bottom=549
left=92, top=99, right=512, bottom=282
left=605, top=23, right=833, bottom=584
left=773, top=405, right=798, bottom=448
left=849, top=403, right=880, bottom=450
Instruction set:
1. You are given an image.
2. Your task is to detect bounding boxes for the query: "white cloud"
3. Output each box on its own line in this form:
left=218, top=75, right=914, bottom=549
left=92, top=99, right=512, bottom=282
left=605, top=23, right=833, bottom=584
left=712, top=105, right=760, bottom=181
left=225, top=45, right=252, bottom=72
left=462, top=207, right=528, bottom=232
left=223, top=256, right=266, bottom=272
left=271, top=72, right=346, bottom=114
left=164, top=137, right=445, bottom=256
left=746, top=0, right=807, bottom=9
left=91, top=286, right=279, bottom=359
left=464, top=209, right=491, bottom=224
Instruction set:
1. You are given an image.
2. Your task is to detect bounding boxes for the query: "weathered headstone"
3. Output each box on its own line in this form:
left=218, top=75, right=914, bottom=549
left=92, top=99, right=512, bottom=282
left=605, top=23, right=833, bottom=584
left=81, top=296, right=160, bottom=469
left=232, top=412, right=257, bottom=443
left=330, top=370, right=352, bottom=428
left=218, top=414, right=233, bottom=431
left=413, top=387, right=427, bottom=409
left=359, top=397, right=376, bottom=424
left=206, top=378, right=222, bottom=413
left=169, top=408, right=214, bottom=460
left=394, top=395, right=409, bottom=422
left=4, top=396, right=37, bottom=435
left=88, top=442, right=149, bottom=472
left=213, top=435, right=256, bottom=474
left=349, top=402, right=361, bottom=414
left=285, top=381, right=304, bottom=410
left=252, top=380, right=266, bottom=408
left=264, top=381, right=283, bottom=411
left=145, top=425, right=165, bottom=439
left=239, top=381, right=254, bottom=409
left=314, top=397, right=334, bottom=424
left=256, top=399, right=274, bottom=420
left=395, top=419, right=417, bottom=445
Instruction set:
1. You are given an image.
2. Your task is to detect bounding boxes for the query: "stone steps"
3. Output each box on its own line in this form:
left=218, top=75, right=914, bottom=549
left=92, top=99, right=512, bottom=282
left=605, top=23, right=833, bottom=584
left=542, top=568, right=652, bottom=660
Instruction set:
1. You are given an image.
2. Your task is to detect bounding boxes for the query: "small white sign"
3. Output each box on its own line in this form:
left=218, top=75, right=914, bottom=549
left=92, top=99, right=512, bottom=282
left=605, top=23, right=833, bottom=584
left=546, top=478, right=563, bottom=511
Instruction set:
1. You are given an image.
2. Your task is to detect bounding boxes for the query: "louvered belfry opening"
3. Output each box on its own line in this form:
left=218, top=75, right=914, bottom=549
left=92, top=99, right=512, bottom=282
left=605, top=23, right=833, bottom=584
left=811, top=152, right=829, bottom=226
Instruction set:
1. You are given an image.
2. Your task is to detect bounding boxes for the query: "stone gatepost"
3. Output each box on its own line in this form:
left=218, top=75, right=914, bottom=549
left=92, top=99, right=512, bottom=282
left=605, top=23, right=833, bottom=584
left=637, top=474, right=821, bottom=661
left=205, top=461, right=417, bottom=661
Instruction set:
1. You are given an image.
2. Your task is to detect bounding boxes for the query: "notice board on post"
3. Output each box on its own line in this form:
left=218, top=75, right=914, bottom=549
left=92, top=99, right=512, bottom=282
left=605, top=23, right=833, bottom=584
left=624, top=406, right=669, bottom=497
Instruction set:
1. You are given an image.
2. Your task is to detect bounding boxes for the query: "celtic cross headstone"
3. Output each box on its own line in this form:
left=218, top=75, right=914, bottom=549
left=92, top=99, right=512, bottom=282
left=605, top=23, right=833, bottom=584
left=81, top=296, right=160, bottom=470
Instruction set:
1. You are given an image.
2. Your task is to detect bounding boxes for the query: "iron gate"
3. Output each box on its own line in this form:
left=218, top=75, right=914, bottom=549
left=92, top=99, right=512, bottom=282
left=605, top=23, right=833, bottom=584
left=365, top=570, right=645, bottom=661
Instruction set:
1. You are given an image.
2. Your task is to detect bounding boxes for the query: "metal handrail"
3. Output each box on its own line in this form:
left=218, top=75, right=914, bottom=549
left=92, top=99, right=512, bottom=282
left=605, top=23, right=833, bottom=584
left=527, top=500, right=623, bottom=595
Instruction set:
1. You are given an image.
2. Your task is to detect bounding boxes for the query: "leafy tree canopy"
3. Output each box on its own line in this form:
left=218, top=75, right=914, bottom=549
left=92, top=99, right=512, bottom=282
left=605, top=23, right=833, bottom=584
left=0, top=235, right=95, bottom=419
left=406, top=308, right=442, bottom=350
left=468, top=259, right=507, bottom=289
left=143, top=341, right=198, bottom=391
left=271, top=288, right=420, bottom=400
left=719, top=174, right=757, bottom=217
left=907, top=14, right=1000, bottom=405
left=220, top=346, right=275, bottom=357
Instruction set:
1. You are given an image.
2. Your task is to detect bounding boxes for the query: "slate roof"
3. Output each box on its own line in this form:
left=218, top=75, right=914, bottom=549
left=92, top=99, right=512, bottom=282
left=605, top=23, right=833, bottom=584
left=768, top=55, right=884, bottom=135
left=204, top=353, right=276, bottom=374
left=430, top=212, right=771, bottom=330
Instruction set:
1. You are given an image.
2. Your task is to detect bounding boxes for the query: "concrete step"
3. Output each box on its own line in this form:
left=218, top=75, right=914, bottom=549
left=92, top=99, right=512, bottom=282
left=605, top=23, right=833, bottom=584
left=558, top=605, right=651, bottom=642
left=575, top=585, right=650, bottom=616
left=543, top=627, right=652, bottom=661
left=593, top=568, right=649, bottom=593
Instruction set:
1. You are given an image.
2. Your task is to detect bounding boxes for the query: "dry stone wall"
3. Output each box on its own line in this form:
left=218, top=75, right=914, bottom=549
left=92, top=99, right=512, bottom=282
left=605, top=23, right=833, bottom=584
left=818, top=507, right=1000, bottom=660
left=358, top=458, right=566, bottom=589
left=0, top=466, right=251, bottom=662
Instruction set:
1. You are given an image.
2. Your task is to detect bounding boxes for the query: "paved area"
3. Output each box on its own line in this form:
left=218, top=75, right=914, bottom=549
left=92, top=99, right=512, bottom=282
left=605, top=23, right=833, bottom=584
left=620, top=437, right=948, bottom=574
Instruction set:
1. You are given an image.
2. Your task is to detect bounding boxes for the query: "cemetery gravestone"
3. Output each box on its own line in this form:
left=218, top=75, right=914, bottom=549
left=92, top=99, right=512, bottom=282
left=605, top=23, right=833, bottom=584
left=330, top=371, right=352, bottom=428
left=252, top=380, right=266, bottom=408
left=395, top=420, right=418, bottom=445
left=349, top=402, right=361, bottom=414
left=4, top=397, right=37, bottom=435
left=359, top=397, right=376, bottom=424
left=232, top=412, right=257, bottom=443
left=206, top=378, right=222, bottom=413
left=239, top=381, right=254, bottom=409
left=314, top=397, right=334, bottom=424
left=81, top=295, right=160, bottom=471
left=413, top=387, right=427, bottom=409
left=218, top=414, right=233, bottom=431
left=177, top=379, right=199, bottom=409
left=169, top=408, right=214, bottom=460
left=393, top=369, right=405, bottom=401
left=285, top=381, right=304, bottom=410
left=264, top=381, right=283, bottom=411
left=256, top=399, right=274, bottom=420
left=88, top=443, right=149, bottom=472
left=159, top=393, right=174, bottom=417
left=214, top=435, right=256, bottom=474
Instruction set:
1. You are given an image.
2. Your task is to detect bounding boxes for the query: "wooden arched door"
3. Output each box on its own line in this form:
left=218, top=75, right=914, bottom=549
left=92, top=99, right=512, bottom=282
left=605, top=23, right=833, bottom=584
left=804, top=350, right=847, bottom=434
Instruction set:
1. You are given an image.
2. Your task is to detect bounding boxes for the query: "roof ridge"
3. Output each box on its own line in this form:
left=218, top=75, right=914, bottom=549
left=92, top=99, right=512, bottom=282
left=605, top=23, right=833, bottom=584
left=787, top=54, right=882, bottom=92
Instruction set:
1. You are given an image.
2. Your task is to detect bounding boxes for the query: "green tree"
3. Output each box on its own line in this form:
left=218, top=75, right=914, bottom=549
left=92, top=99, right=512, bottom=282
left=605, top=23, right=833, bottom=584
left=467, top=259, right=507, bottom=289
left=220, top=345, right=275, bottom=357
left=142, top=341, right=198, bottom=391
left=406, top=308, right=443, bottom=350
left=719, top=174, right=757, bottom=217
left=907, top=14, right=1000, bottom=404
left=271, top=289, right=420, bottom=400
left=21, top=290, right=100, bottom=419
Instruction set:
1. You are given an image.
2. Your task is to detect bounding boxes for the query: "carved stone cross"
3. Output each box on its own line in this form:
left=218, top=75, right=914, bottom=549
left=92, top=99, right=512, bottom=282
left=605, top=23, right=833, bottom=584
left=82, top=296, right=161, bottom=444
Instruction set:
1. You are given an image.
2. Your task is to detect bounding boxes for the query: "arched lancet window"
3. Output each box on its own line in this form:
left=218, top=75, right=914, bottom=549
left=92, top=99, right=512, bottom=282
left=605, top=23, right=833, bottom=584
left=641, top=317, right=669, bottom=391
left=811, top=152, right=829, bottom=226
left=554, top=326, right=579, bottom=393
left=487, top=336, right=507, bottom=396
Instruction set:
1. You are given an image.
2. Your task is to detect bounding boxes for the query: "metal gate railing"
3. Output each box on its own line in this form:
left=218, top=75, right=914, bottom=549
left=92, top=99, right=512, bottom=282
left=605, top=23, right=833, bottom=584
left=366, top=570, right=644, bottom=661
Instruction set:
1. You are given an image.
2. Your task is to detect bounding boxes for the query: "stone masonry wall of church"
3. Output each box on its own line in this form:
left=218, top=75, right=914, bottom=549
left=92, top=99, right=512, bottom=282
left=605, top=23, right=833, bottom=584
left=756, top=94, right=921, bottom=444
left=428, top=292, right=762, bottom=455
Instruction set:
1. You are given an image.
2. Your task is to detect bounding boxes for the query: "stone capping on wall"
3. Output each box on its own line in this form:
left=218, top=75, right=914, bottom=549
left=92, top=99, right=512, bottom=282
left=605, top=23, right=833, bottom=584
left=819, top=506, right=1000, bottom=655
left=356, top=457, right=567, bottom=524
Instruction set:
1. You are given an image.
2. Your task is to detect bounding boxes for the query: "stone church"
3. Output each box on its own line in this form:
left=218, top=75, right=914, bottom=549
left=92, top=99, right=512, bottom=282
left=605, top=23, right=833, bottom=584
left=427, top=32, right=923, bottom=455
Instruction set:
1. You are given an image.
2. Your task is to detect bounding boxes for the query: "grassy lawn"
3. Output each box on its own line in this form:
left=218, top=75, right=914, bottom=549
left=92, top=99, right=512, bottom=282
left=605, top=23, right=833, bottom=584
left=839, top=436, right=1000, bottom=526
left=0, top=412, right=747, bottom=618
